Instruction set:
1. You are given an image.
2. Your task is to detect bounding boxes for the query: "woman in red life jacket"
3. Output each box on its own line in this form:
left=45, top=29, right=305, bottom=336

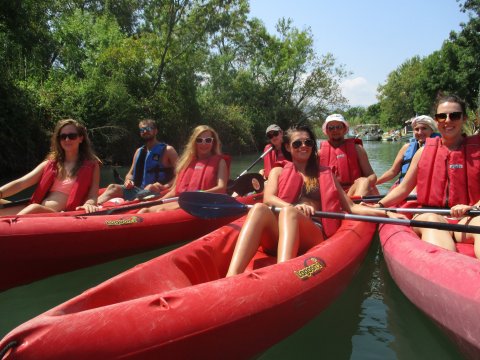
left=138, top=125, right=229, bottom=212
left=373, top=94, right=480, bottom=258
left=0, top=119, right=101, bottom=215
left=259, top=124, right=286, bottom=179
left=226, top=124, right=396, bottom=277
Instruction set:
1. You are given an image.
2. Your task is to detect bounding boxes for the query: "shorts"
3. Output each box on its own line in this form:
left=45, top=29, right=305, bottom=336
left=122, top=186, right=156, bottom=201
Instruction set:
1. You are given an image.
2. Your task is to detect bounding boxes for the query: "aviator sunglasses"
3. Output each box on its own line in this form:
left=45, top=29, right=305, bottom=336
left=139, top=126, right=154, bottom=133
left=327, top=124, right=345, bottom=131
left=59, top=133, right=79, bottom=141
left=267, top=130, right=280, bottom=139
left=291, top=139, right=315, bottom=149
left=195, top=137, right=214, bottom=144
left=434, top=112, right=463, bottom=123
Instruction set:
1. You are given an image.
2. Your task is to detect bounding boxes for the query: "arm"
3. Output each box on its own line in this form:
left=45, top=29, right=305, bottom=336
left=263, top=167, right=292, bottom=208
left=355, top=144, right=377, bottom=186
left=201, top=158, right=228, bottom=194
left=376, top=144, right=409, bottom=185
left=0, top=161, right=47, bottom=199
left=77, top=162, right=101, bottom=213
left=376, top=148, right=422, bottom=207
left=123, top=149, right=140, bottom=189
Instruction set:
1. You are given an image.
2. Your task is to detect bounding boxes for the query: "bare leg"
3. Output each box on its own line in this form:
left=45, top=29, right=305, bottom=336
left=413, top=213, right=456, bottom=251
left=455, top=216, right=480, bottom=259
left=17, top=203, right=57, bottom=215
left=97, top=184, right=124, bottom=204
left=347, top=177, right=379, bottom=197
left=226, top=203, right=278, bottom=277
left=277, top=207, right=325, bottom=263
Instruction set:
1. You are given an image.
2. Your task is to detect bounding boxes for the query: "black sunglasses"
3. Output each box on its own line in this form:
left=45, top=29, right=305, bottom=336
left=291, top=139, right=315, bottom=149
left=327, top=124, right=345, bottom=131
left=267, top=130, right=280, bottom=139
left=195, top=137, right=214, bottom=144
left=59, top=133, right=79, bottom=141
left=434, top=112, right=463, bottom=122
left=139, top=126, right=154, bottom=133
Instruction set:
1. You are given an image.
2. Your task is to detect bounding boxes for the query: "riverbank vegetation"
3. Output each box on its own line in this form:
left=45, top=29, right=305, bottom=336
left=1, top=1, right=479, bottom=173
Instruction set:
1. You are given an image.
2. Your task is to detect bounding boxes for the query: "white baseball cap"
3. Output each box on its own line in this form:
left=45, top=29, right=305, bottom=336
left=411, top=115, right=438, bottom=132
left=322, top=114, right=349, bottom=135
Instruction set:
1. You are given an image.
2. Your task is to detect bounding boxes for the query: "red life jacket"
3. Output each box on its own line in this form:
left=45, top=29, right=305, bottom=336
left=30, top=160, right=96, bottom=211
left=263, top=144, right=286, bottom=179
left=417, top=135, right=480, bottom=207
left=175, top=154, right=230, bottom=195
left=277, top=162, right=342, bottom=238
left=319, top=138, right=363, bottom=190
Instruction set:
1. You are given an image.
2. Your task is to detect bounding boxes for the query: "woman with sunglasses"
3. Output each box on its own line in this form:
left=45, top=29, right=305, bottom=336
left=226, top=124, right=395, bottom=276
left=0, top=119, right=101, bottom=215
left=372, top=94, right=480, bottom=258
left=260, top=124, right=286, bottom=179
left=139, top=125, right=229, bottom=212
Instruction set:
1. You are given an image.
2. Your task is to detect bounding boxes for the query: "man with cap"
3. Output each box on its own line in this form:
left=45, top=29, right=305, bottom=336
left=319, top=114, right=378, bottom=197
left=376, top=115, right=440, bottom=186
left=260, top=124, right=286, bottom=179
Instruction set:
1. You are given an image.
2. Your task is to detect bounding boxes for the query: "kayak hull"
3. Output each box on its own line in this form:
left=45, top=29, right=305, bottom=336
left=0, top=194, right=261, bottom=291
left=379, top=224, right=480, bottom=360
left=0, top=218, right=375, bottom=359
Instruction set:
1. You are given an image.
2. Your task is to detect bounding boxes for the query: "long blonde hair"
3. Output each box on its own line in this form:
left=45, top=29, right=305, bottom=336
left=47, top=119, right=100, bottom=177
left=175, top=125, right=222, bottom=175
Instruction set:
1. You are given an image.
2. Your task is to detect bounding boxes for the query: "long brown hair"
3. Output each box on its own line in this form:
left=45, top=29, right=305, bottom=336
left=175, top=125, right=222, bottom=175
left=47, top=119, right=100, bottom=177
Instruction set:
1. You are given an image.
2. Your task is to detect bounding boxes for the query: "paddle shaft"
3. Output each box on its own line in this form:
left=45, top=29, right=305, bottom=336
left=178, top=192, right=480, bottom=234
left=236, top=145, right=274, bottom=179
left=85, top=196, right=178, bottom=216
left=0, top=198, right=30, bottom=209
left=378, top=207, right=480, bottom=216
left=352, top=194, right=417, bottom=204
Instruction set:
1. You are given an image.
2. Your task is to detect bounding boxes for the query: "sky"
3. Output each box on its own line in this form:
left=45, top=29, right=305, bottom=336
left=249, top=0, right=471, bottom=107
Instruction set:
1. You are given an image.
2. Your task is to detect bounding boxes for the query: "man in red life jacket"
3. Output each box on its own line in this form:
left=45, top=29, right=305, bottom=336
left=318, top=114, right=378, bottom=197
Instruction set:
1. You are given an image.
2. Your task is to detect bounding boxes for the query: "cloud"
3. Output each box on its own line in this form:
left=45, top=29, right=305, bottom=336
left=341, top=77, right=378, bottom=107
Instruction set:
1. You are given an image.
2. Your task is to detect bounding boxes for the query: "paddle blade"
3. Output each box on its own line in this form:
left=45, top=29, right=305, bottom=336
left=228, top=173, right=264, bottom=196
left=179, top=192, right=249, bottom=219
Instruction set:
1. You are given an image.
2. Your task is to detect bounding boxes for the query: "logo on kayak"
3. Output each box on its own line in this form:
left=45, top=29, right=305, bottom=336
left=294, top=257, right=326, bottom=280
left=105, top=216, right=144, bottom=226
left=449, top=164, right=463, bottom=169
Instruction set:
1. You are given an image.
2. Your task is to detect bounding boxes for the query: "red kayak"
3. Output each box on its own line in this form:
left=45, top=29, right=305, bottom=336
left=0, top=217, right=375, bottom=359
left=0, top=194, right=261, bottom=292
left=379, top=223, right=480, bottom=360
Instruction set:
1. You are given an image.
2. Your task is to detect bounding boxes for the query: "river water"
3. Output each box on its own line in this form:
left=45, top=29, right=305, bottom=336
left=0, top=141, right=465, bottom=359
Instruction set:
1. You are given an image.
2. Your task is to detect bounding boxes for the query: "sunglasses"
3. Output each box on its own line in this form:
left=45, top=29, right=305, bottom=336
left=195, top=137, right=214, bottom=144
left=434, top=112, right=463, bottom=122
left=267, top=130, right=280, bottom=139
left=59, top=133, right=79, bottom=141
left=291, top=139, right=315, bottom=149
left=139, top=126, right=154, bottom=133
left=327, top=124, right=344, bottom=131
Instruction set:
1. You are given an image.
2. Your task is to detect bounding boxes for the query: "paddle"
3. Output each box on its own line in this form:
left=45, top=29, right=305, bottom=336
left=84, top=196, right=178, bottom=216
left=112, top=168, right=124, bottom=184
left=351, top=194, right=417, bottom=203
left=178, top=192, right=480, bottom=234
left=227, top=173, right=265, bottom=196
left=236, top=145, right=274, bottom=179
left=0, top=198, right=30, bottom=209
left=377, top=207, right=480, bottom=216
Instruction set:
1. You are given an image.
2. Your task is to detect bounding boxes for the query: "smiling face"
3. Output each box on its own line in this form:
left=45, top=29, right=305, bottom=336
left=325, top=121, right=347, bottom=141
left=286, top=130, right=314, bottom=163
left=435, top=101, right=466, bottom=140
left=413, top=123, right=433, bottom=144
left=195, top=130, right=214, bottom=158
left=58, top=124, right=83, bottom=154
